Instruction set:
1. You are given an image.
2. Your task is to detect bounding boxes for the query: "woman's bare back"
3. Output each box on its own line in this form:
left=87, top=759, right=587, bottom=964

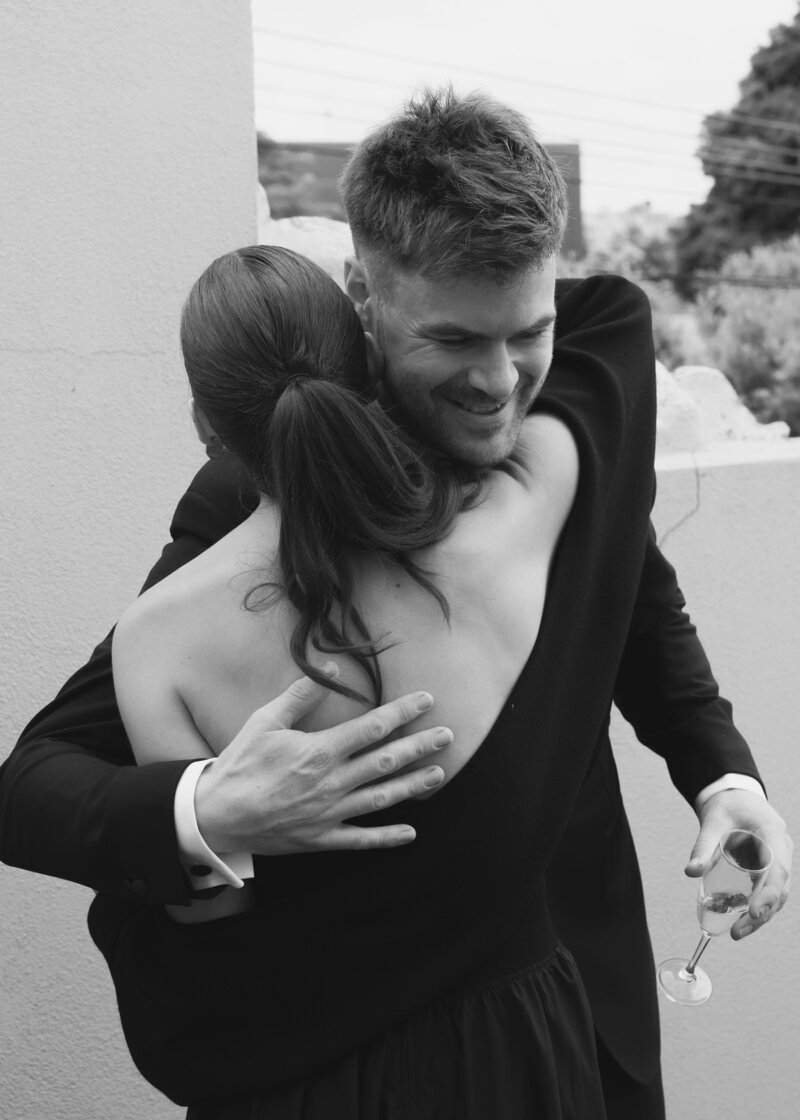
left=115, top=411, right=578, bottom=793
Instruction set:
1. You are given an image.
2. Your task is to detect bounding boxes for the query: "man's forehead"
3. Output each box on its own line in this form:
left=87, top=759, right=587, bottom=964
left=382, top=261, right=557, bottom=326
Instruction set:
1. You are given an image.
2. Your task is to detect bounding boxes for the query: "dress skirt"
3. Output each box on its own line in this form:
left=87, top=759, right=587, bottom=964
left=187, top=945, right=607, bottom=1120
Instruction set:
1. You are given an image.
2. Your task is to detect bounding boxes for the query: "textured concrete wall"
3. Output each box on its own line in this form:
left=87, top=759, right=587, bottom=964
left=0, top=2, right=256, bottom=1117
left=617, top=440, right=800, bottom=1120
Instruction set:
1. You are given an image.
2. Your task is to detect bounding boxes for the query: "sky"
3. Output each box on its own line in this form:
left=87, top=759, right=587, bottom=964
left=250, top=0, right=799, bottom=216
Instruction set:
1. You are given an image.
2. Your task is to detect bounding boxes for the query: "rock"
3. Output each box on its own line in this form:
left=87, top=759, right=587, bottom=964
left=674, top=365, right=790, bottom=444
left=655, top=361, right=705, bottom=453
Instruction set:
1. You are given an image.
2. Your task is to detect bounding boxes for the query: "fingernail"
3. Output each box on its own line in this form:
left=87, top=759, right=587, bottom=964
left=758, top=904, right=772, bottom=920
left=397, top=827, right=416, bottom=844
left=434, top=728, right=452, bottom=748
left=423, top=766, right=444, bottom=788
left=416, top=692, right=433, bottom=712
left=737, top=923, right=754, bottom=938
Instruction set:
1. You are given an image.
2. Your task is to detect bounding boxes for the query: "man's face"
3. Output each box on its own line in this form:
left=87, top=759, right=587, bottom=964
left=368, top=260, right=557, bottom=466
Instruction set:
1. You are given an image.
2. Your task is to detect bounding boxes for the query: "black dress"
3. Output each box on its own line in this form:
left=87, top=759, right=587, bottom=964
left=120, top=636, right=610, bottom=1119
left=220, top=951, right=604, bottom=1120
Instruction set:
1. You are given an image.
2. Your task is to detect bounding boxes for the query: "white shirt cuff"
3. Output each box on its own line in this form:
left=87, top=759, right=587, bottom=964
left=174, top=759, right=254, bottom=889
left=693, top=773, right=767, bottom=815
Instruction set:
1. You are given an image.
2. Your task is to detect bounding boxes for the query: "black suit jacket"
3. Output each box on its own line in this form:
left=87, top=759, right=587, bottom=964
left=0, top=276, right=761, bottom=1094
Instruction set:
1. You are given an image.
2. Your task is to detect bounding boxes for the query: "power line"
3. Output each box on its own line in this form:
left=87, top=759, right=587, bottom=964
left=257, top=98, right=800, bottom=193
left=574, top=144, right=799, bottom=184
left=258, top=90, right=800, bottom=181
left=704, top=165, right=800, bottom=188
left=254, top=62, right=800, bottom=146
left=258, top=95, right=800, bottom=174
left=254, top=27, right=800, bottom=139
left=700, top=135, right=800, bottom=160
left=580, top=177, right=800, bottom=206
left=257, top=85, right=707, bottom=167
left=254, top=27, right=800, bottom=136
left=256, top=81, right=800, bottom=164
left=253, top=66, right=694, bottom=141
left=634, top=273, right=800, bottom=289
left=259, top=142, right=800, bottom=210
left=258, top=72, right=800, bottom=163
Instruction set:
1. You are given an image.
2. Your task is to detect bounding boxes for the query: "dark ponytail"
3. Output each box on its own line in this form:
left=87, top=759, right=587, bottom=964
left=181, top=245, right=479, bottom=704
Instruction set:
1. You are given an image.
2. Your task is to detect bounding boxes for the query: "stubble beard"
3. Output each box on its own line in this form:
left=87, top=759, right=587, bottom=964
left=380, top=371, right=540, bottom=469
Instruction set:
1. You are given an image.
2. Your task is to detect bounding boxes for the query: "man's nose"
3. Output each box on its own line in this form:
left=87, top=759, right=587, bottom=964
left=466, top=347, right=519, bottom=400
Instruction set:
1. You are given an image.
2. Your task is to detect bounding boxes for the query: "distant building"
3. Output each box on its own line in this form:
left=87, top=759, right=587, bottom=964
left=546, top=144, right=584, bottom=258
left=258, top=138, right=584, bottom=257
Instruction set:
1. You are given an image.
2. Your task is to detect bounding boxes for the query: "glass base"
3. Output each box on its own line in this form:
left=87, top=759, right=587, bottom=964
left=657, top=958, right=712, bottom=1005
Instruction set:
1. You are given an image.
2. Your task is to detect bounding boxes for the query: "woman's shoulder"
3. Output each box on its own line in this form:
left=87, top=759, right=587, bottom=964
left=515, top=412, right=580, bottom=496
left=473, top=412, right=579, bottom=544
left=114, top=510, right=283, bottom=663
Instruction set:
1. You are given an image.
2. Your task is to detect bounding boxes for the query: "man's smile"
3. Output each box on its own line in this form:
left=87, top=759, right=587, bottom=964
left=443, top=396, right=512, bottom=416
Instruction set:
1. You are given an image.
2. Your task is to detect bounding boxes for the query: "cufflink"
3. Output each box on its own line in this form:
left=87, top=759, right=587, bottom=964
left=123, top=876, right=150, bottom=898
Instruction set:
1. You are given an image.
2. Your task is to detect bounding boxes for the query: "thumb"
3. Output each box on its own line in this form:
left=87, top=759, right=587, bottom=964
left=255, top=663, right=339, bottom=732
left=685, top=825, right=720, bottom=878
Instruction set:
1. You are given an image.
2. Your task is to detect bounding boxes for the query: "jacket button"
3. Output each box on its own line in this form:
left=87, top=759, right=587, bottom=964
left=124, top=876, right=150, bottom=898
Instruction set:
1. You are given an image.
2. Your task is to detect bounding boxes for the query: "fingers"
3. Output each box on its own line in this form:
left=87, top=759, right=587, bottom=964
left=340, top=764, right=446, bottom=819
left=684, top=828, right=720, bottom=878
left=342, top=725, right=453, bottom=790
left=732, top=864, right=791, bottom=940
left=321, top=690, right=436, bottom=758
left=250, top=665, right=339, bottom=733
left=690, top=793, right=793, bottom=937
left=318, top=824, right=418, bottom=851
left=731, top=891, right=780, bottom=940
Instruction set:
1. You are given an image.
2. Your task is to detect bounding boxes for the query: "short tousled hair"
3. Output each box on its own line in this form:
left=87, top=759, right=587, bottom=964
left=339, top=87, right=568, bottom=285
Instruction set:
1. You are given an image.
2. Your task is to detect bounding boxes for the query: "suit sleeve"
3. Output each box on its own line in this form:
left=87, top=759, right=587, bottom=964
left=0, top=455, right=255, bottom=903
left=613, top=523, right=762, bottom=804
left=552, top=276, right=762, bottom=805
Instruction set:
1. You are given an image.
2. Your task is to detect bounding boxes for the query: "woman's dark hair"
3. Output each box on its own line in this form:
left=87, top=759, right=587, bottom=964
left=180, top=245, right=478, bottom=704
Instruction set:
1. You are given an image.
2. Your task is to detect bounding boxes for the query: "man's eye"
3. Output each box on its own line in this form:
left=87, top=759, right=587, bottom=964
left=434, top=337, right=470, bottom=349
left=517, top=329, right=550, bottom=344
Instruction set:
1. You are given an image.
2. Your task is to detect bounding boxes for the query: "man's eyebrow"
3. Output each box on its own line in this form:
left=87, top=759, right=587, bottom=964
left=418, top=313, right=556, bottom=338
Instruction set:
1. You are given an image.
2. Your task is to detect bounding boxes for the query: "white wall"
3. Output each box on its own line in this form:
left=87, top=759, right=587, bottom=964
left=0, top=3, right=256, bottom=1117
left=617, top=440, right=800, bottom=1120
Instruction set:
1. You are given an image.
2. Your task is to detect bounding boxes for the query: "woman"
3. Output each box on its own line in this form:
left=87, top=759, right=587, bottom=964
left=111, top=245, right=601, bottom=1117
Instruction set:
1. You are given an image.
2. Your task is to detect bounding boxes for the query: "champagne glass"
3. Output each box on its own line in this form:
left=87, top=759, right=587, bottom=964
left=657, top=829, right=773, bottom=1005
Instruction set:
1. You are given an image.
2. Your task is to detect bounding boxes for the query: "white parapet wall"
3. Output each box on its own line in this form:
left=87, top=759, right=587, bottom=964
left=618, top=437, right=800, bottom=1120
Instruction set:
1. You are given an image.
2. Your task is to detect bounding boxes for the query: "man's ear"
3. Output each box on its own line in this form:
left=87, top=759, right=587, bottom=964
left=344, top=255, right=373, bottom=327
left=190, top=399, right=225, bottom=459
left=364, top=333, right=395, bottom=412
left=364, top=332, right=385, bottom=389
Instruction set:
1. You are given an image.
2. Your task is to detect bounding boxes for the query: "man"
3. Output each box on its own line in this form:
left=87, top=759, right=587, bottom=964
left=0, top=89, right=791, bottom=1119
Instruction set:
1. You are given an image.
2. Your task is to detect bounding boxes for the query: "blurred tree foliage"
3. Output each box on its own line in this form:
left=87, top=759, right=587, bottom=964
left=673, top=10, right=800, bottom=289
left=564, top=211, right=800, bottom=434
left=559, top=206, right=711, bottom=372
left=697, top=236, right=800, bottom=433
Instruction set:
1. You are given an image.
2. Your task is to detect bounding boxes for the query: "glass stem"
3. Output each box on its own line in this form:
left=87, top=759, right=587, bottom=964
left=684, top=931, right=712, bottom=976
